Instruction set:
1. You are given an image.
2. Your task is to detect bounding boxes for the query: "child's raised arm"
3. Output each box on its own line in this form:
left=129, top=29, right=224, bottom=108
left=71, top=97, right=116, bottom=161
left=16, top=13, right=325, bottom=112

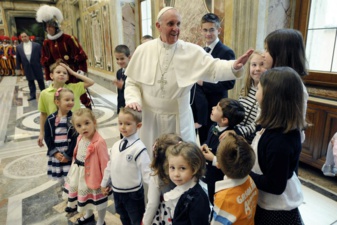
left=60, top=63, right=94, bottom=88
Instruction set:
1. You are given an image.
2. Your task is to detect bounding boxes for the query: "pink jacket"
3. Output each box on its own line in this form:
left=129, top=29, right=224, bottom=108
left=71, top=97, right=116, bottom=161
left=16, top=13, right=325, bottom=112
left=73, top=131, right=109, bottom=189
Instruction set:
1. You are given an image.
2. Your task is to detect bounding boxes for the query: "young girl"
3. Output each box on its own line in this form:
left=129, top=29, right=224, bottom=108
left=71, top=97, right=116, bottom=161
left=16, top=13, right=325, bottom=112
left=250, top=67, right=306, bottom=225
left=38, top=59, right=94, bottom=148
left=44, top=88, right=77, bottom=181
left=164, top=142, right=210, bottom=225
left=63, top=108, right=109, bottom=225
left=235, top=51, right=265, bottom=143
left=219, top=51, right=265, bottom=144
left=263, top=28, right=308, bottom=142
left=143, top=133, right=183, bottom=225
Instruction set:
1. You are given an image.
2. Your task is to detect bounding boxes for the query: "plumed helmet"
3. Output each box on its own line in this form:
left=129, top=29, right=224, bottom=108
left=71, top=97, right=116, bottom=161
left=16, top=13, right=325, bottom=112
left=36, top=5, right=63, bottom=33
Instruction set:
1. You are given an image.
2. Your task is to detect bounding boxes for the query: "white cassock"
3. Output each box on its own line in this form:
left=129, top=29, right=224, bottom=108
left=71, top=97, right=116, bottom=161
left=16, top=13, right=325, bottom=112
left=125, top=38, right=242, bottom=157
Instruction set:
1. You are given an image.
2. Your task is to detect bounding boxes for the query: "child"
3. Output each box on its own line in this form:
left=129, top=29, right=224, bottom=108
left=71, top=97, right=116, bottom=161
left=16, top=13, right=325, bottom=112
left=101, top=107, right=151, bottom=225
left=322, top=132, right=337, bottom=176
left=211, top=133, right=257, bottom=225
left=250, top=67, right=306, bottom=225
left=38, top=60, right=94, bottom=147
left=164, top=142, right=210, bottom=224
left=143, top=133, right=183, bottom=225
left=234, top=51, right=265, bottom=144
left=44, top=87, right=77, bottom=181
left=141, top=35, right=154, bottom=44
left=263, top=28, right=308, bottom=142
left=113, top=45, right=131, bottom=115
left=200, top=98, right=245, bottom=204
left=63, top=108, right=110, bottom=225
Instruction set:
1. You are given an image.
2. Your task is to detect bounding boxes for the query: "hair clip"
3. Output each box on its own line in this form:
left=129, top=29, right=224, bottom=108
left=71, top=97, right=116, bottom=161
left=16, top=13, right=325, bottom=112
left=55, top=87, right=63, bottom=97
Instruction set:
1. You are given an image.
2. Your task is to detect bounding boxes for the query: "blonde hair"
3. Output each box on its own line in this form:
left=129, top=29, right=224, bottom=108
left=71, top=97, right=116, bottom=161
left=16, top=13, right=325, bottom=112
left=119, top=107, right=142, bottom=123
left=241, top=51, right=264, bottom=97
left=49, top=59, right=68, bottom=73
left=71, top=108, right=96, bottom=125
left=54, top=87, right=73, bottom=101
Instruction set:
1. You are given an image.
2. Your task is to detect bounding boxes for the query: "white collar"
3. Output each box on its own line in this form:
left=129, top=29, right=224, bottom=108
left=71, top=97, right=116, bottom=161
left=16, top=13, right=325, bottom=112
left=158, top=38, right=178, bottom=50
left=205, top=37, right=219, bottom=51
left=215, top=175, right=249, bottom=193
left=23, top=41, right=31, bottom=45
left=164, top=178, right=196, bottom=201
left=47, top=31, right=64, bottom=40
left=215, top=125, right=228, bottom=132
left=123, top=132, right=139, bottom=144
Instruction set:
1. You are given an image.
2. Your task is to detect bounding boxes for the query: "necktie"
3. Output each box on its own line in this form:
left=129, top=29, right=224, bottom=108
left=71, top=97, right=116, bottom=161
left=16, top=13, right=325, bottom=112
left=121, top=139, right=128, bottom=150
left=204, top=46, right=211, bottom=53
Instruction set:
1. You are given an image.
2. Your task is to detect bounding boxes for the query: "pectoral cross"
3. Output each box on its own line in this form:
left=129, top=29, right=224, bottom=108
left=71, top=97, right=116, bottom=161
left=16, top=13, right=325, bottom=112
left=158, top=75, right=167, bottom=97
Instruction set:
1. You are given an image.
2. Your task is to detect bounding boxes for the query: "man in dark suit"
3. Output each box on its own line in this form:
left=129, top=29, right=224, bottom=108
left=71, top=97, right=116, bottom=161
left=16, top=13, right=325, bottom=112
left=192, top=13, right=236, bottom=144
left=16, top=32, right=45, bottom=101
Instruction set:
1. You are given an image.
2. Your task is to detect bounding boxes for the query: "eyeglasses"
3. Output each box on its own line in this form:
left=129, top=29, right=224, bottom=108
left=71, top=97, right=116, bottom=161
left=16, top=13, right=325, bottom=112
left=202, top=28, right=217, bottom=34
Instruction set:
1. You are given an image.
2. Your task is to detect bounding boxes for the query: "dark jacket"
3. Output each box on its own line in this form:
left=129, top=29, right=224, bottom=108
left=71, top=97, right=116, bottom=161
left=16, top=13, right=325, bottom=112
left=15, top=42, right=44, bottom=81
left=203, top=124, right=233, bottom=204
left=172, top=183, right=210, bottom=225
left=44, top=111, right=78, bottom=160
left=197, top=41, right=236, bottom=144
left=116, top=68, right=127, bottom=113
left=250, top=128, right=301, bottom=195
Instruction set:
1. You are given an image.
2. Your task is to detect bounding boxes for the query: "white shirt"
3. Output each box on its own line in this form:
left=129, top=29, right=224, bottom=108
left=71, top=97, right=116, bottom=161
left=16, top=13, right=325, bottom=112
left=23, top=41, right=32, bottom=62
left=205, top=37, right=220, bottom=54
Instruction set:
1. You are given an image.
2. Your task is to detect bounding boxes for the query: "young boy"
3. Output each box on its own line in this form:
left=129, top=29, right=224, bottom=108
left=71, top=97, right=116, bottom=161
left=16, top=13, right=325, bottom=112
left=211, top=133, right=257, bottom=225
left=113, top=45, right=131, bottom=115
left=101, top=107, right=151, bottom=225
left=200, top=98, right=245, bottom=204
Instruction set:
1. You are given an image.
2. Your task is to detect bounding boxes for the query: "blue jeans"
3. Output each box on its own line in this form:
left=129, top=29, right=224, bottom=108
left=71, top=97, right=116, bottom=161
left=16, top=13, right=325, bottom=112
left=113, top=187, right=145, bottom=225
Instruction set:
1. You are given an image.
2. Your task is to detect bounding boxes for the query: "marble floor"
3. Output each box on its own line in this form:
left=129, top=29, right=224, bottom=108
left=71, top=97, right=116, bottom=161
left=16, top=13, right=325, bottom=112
left=0, top=76, right=337, bottom=225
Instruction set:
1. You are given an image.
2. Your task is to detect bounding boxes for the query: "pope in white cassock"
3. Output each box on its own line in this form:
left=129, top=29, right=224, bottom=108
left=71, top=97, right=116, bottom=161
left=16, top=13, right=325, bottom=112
left=125, top=7, right=254, bottom=157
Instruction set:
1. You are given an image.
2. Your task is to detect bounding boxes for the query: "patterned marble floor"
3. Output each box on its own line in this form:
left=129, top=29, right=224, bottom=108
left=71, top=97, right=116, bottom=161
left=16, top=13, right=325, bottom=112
left=0, top=76, right=337, bottom=225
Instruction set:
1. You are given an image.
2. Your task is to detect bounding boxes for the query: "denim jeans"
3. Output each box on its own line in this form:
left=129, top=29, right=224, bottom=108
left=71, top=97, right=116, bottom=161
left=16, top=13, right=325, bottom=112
left=113, top=187, right=145, bottom=225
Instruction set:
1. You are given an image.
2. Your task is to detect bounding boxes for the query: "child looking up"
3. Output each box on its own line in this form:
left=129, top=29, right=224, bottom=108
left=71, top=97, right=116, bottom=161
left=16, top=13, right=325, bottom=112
left=251, top=67, right=306, bottom=225
left=63, top=108, right=110, bottom=225
left=38, top=60, right=94, bottom=147
left=164, top=142, right=210, bottom=225
left=200, top=98, right=245, bottom=204
left=212, top=133, right=257, bottom=225
left=44, top=87, right=77, bottom=181
left=143, top=133, right=183, bottom=225
left=101, top=107, right=151, bottom=225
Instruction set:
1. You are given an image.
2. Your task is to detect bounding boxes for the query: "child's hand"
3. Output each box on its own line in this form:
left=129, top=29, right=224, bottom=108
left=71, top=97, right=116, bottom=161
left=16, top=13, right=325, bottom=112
left=218, top=130, right=236, bottom=142
left=54, top=152, right=63, bottom=161
left=101, top=186, right=111, bottom=196
left=37, top=134, right=44, bottom=147
left=60, top=63, right=75, bottom=76
left=113, top=79, right=124, bottom=89
left=200, top=144, right=214, bottom=161
left=60, top=156, right=69, bottom=163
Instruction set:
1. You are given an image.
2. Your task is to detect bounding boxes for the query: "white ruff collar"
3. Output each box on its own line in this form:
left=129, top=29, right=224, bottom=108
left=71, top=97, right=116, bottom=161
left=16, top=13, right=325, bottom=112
left=47, top=31, right=63, bottom=40
left=163, top=179, right=196, bottom=201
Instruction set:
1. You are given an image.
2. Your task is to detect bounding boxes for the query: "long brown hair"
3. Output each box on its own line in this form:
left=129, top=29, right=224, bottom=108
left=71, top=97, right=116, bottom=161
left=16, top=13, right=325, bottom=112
left=256, top=67, right=306, bottom=133
left=151, top=133, right=183, bottom=184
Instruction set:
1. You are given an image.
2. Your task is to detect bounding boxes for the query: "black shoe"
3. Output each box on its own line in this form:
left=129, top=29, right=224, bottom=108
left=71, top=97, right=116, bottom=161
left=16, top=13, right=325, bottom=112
left=28, top=97, right=36, bottom=101
left=65, top=205, right=77, bottom=213
left=76, top=214, right=95, bottom=225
